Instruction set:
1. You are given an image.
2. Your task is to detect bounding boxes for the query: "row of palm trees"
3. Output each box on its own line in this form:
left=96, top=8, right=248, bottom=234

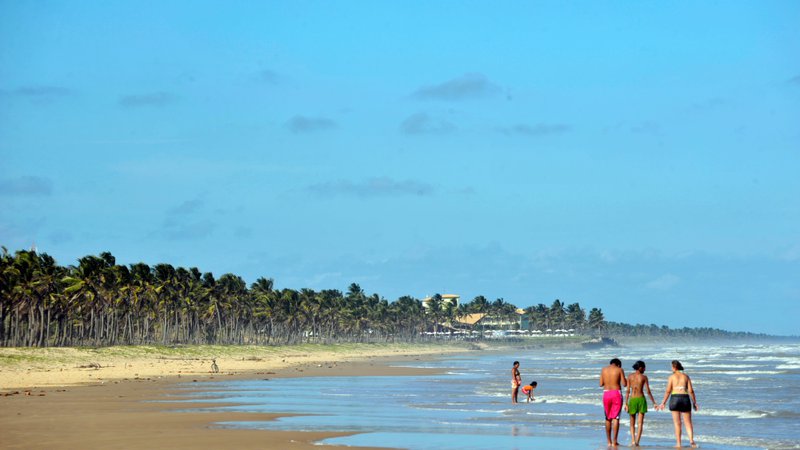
left=525, top=299, right=606, bottom=331
left=1, top=248, right=608, bottom=347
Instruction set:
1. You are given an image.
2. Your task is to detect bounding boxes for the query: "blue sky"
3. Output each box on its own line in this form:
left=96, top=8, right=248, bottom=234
left=1, top=1, right=798, bottom=335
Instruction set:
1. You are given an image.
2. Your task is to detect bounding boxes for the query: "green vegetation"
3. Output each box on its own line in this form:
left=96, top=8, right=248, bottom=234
left=0, top=248, right=767, bottom=348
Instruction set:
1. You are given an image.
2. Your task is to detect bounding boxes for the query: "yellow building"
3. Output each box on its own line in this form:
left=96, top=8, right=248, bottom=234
left=421, top=294, right=460, bottom=309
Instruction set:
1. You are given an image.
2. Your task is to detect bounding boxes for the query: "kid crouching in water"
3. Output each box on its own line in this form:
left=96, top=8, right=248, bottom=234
left=521, top=381, right=538, bottom=402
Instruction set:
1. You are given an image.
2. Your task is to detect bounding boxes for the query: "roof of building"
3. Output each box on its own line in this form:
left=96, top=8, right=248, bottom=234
left=455, top=313, right=486, bottom=325
left=422, top=294, right=460, bottom=302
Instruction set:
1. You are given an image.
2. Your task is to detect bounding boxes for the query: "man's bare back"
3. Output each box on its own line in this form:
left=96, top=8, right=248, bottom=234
left=600, top=364, right=626, bottom=390
left=600, top=358, right=627, bottom=446
left=628, top=371, right=646, bottom=397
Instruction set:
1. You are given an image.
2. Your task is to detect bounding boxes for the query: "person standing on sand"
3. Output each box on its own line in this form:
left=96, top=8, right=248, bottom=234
left=600, top=358, right=627, bottom=446
left=511, top=361, right=522, bottom=404
left=625, top=360, right=656, bottom=447
left=656, top=360, right=698, bottom=448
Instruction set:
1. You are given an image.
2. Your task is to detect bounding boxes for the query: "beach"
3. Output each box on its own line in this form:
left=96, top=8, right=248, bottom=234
left=0, top=343, right=471, bottom=449
left=3, top=340, right=798, bottom=449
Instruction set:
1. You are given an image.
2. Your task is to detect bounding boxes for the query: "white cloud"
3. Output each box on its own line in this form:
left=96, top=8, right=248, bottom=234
left=645, top=274, right=681, bottom=290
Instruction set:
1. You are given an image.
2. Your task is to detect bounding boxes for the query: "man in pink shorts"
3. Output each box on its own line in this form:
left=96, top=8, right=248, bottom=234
left=600, top=358, right=627, bottom=446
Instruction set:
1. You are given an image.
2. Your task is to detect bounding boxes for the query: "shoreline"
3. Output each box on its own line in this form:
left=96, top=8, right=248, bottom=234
left=0, top=343, right=472, bottom=449
left=0, top=342, right=474, bottom=390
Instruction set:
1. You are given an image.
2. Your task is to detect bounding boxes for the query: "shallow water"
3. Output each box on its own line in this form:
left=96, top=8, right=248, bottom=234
left=173, top=341, right=800, bottom=449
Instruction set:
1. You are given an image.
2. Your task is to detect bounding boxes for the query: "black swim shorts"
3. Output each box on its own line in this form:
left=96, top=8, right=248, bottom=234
left=669, top=394, right=692, bottom=412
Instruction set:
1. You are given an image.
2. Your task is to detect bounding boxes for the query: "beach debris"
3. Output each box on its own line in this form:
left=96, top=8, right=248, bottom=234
left=77, top=362, right=101, bottom=369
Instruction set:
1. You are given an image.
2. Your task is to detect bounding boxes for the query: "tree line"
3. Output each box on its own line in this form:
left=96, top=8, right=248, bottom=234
left=1, top=248, right=763, bottom=347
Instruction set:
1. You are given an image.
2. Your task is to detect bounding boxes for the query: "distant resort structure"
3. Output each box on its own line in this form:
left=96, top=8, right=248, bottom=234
left=421, top=293, right=579, bottom=338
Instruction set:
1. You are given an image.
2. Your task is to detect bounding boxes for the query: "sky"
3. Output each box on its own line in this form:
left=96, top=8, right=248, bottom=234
left=1, top=1, right=798, bottom=335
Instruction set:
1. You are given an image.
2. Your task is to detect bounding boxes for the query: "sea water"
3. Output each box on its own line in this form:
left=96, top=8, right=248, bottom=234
left=172, top=341, right=800, bottom=449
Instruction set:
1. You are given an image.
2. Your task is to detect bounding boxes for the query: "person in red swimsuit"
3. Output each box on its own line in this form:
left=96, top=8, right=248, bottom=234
left=600, top=358, right=627, bottom=446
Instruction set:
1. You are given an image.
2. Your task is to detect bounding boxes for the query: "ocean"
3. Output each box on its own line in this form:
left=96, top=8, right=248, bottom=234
left=172, top=341, right=800, bottom=449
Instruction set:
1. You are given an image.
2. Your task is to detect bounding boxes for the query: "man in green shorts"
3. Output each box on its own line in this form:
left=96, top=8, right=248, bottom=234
left=625, top=360, right=656, bottom=446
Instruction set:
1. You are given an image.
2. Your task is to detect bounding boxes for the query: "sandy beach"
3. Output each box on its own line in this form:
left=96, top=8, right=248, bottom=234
left=0, top=343, right=471, bottom=449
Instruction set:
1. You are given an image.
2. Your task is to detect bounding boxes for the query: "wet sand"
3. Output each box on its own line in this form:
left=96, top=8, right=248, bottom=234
left=0, top=344, right=469, bottom=449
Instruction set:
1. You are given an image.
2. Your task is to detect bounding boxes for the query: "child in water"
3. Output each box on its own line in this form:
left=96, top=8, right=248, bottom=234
left=521, top=381, right=538, bottom=402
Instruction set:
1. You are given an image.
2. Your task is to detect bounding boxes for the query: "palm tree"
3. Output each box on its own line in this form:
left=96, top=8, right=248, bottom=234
left=549, top=299, right=566, bottom=329
left=566, top=302, right=586, bottom=332
left=153, top=263, right=178, bottom=344
left=62, top=254, right=115, bottom=345
left=251, top=277, right=276, bottom=344
left=426, top=294, right=444, bottom=333
left=588, top=308, right=605, bottom=332
left=490, top=298, right=518, bottom=330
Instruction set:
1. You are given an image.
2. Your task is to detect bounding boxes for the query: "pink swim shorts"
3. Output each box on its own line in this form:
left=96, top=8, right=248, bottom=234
left=603, top=390, right=623, bottom=420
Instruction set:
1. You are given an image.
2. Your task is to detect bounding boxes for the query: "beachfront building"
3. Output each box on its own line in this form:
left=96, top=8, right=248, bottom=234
left=454, top=309, right=529, bottom=331
left=421, top=294, right=460, bottom=310
left=473, top=308, right=528, bottom=330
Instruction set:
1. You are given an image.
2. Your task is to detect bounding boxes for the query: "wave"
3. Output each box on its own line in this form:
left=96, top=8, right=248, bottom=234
left=690, top=363, right=761, bottom=369
left=558, top=374, right=602, bottom=380
left=695, top=369, right=784, bottom=375
left=743, top=356, right=800, bottom=363
left=537, top=395, right=597, bottom=406
left=776, top=363, right=800, bottom=370
left=700, top=408, right=770, bottom=419
left=696, top=433, right=800, bottom=450
left=635, top=430, right=800, bottom=449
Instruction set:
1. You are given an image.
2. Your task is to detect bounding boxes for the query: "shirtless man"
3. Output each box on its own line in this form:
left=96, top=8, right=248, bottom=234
left=511, top=361, right=522, bottom=404
left=600, top=358, right=627, bottom=446
left=625, top=360, right=656, bottom=446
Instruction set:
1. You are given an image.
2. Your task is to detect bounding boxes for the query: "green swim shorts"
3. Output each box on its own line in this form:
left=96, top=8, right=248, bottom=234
left=628, top=396, right=647, bottom=415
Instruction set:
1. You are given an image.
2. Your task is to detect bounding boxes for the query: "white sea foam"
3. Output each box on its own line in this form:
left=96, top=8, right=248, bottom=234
left=538, top=395, right=597, bottom=406
left=709, top=370, right=783, bottom=375
left=701, top=408, right=770, bottom=419
left=525, top=412, right=588, bottom=417
left=560, top=374, right=601, bottom=380
left=696, top=433, right=800, bottom=449
left=567, top=386, right=598, bottom=392
left=776, top=363, right=800, bottom=370
left=690, top=363, right=761, bottom=369
left=743, top=356, right=800, bottom=363
left=736, top=377, right=755, bottom=381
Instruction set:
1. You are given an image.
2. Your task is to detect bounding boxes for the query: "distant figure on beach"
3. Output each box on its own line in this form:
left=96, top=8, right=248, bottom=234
left=511, top=361, right=522, bottom=404
left=521, top=381, right=538, bottom=403
left=625, top=360, right=656, bottom=447
left=656, top=360, right=698, bottom=448
left=211, top=359, right=219, bottom=373
left=600, top=358, right=627, bottom=446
